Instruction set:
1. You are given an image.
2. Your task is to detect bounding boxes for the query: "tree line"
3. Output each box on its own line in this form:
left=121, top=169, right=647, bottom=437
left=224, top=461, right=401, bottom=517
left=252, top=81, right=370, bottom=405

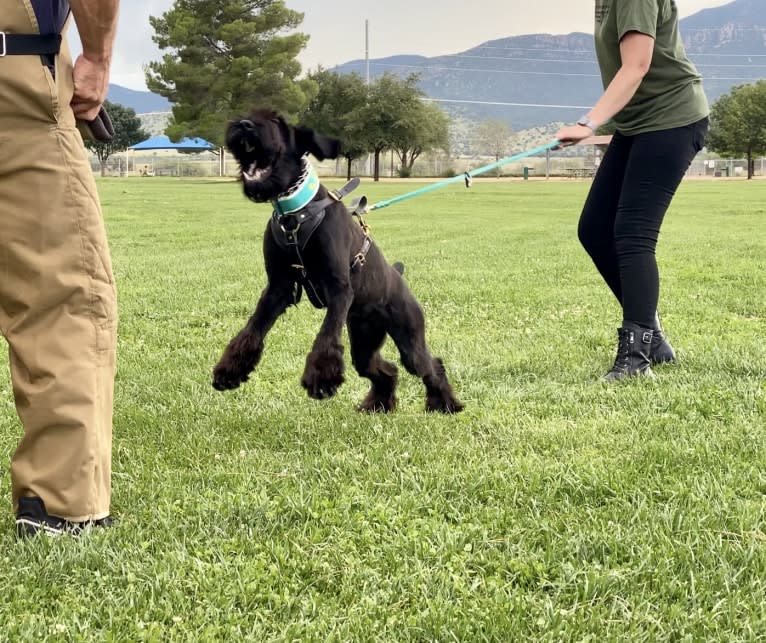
left=143, top=0, right=449, bottom=181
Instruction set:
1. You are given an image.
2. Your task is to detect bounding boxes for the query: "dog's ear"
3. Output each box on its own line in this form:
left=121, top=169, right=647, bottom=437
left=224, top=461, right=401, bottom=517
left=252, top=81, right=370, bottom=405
left=293, top=126, right=342, bottom=160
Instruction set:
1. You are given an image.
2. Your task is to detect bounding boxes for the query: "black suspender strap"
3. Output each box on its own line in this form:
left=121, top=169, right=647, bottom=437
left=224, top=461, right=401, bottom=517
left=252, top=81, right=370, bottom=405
left=0, top=32, right=62, bottom=57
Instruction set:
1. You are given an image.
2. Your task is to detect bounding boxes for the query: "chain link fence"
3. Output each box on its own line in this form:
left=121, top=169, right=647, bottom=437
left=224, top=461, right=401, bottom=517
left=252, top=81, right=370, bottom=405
left=89, top=150, right=232, bottom=178
left=686, top=157, right=765, bottom=178
left=88, top=150, right=766, bottom=181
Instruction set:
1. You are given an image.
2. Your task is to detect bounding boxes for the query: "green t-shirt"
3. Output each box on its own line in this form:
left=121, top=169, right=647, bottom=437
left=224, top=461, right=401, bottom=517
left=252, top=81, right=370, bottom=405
left=594, top=0, right=709, bottom=135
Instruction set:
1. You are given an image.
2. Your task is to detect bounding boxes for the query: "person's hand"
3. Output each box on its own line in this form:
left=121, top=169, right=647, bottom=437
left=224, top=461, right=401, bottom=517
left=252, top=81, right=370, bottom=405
left=71, top=54, right=111, bottom=121
left=554, top=124, right=594, bottom=150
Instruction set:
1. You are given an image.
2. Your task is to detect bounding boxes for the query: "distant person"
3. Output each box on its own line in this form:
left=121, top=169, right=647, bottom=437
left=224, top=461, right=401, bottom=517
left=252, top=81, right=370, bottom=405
left=1, top=0, right=120, bottom=536
left=464, top=171, right=472, bottom=188
left=556, top=0, right=708, bottom=381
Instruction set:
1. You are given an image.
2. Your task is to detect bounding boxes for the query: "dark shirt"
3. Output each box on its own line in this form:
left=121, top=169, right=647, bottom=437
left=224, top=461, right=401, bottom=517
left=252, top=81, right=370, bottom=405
left=30, top=0, right=70, bottom=35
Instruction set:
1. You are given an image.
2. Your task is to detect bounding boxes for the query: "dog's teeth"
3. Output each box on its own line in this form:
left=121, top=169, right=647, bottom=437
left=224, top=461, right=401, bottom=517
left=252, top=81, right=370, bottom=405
left=243, top=164, right=259, bottom=181
left=243, top=165, right=270, bottom=182
left=242, top=163, right=256, bottom=180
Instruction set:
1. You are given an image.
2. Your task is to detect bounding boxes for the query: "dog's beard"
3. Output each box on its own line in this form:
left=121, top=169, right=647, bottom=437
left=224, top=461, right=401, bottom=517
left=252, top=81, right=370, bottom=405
left=236, top=153, right=303, bottom=203
left=236, top=155, right=276, bottom=201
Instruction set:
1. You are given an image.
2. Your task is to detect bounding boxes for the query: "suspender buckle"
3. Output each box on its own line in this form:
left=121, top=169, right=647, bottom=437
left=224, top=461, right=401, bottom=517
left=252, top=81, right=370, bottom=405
left=1, top=32, right=7, bottom=57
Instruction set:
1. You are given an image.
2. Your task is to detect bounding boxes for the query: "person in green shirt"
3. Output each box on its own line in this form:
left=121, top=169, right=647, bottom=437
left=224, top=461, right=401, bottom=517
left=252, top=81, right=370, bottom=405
left=556, top=0, right=708, bottom=381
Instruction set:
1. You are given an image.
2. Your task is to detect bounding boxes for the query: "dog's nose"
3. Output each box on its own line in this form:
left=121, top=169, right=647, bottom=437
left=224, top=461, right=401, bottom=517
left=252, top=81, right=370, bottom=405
left=239, top=119, right=256, bottom=131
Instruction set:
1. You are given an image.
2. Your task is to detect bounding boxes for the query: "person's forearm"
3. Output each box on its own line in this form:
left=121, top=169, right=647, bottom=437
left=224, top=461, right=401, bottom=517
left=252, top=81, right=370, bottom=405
left=69, top=0, right=120, bottom=63
left=587, top=63, right=649, bottom=128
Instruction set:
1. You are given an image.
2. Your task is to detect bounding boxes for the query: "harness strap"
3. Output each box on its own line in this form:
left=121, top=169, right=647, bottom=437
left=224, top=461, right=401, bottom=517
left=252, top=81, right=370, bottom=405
left=270, top=196, right=335, bottom=253
left=0, top=33, right=62, bottom=57
left=329, top=177, right=360, bottom=202
left=291, top=262, right=326, bottom=309
left=351, top=236, right=372, bottom=273
left=270, top=190, right=373, bottom=308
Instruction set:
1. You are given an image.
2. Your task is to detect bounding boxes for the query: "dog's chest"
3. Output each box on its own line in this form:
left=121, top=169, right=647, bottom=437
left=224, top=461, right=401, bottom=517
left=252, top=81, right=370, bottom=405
left=270, top=204, right=327, bottom=252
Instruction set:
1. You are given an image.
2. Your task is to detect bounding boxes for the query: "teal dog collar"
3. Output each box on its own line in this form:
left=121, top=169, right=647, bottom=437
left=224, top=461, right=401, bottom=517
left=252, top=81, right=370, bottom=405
left=273, top=159, right=320, bottom=216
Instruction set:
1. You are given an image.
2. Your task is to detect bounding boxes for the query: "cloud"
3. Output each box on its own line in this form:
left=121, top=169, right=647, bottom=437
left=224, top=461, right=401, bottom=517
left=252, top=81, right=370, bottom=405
left=68, top=0, right=173, bottom=90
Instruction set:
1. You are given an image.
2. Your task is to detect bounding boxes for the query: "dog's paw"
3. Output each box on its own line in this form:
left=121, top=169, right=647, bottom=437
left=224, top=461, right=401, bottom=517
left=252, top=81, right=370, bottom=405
left=426, top=394, right=465, bottom=414
left=357, top=391, right=397, bottom=413
left=212, top=362, right=250, bottom=391
left=302, top=345, right=345, bottom=400
left=212, top=335, right=263, bottom=392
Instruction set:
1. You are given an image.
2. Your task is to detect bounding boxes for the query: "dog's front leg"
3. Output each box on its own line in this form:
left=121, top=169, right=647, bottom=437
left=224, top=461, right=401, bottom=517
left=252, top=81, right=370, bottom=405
left=213, top=281, right=294, bottom=391
left=301, top=281, right=353, bottom=400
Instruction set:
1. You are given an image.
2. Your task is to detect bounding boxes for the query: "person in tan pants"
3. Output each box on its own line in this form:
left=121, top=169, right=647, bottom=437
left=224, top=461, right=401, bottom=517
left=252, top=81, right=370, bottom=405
left=0, top=0, right=120, bottom=537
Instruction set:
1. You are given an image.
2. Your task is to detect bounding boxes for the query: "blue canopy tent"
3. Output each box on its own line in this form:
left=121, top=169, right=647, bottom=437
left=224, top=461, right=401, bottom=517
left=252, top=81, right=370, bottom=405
left=128, top=135, right=219, bottom=176
left=129, top=135, right=216, bottom=151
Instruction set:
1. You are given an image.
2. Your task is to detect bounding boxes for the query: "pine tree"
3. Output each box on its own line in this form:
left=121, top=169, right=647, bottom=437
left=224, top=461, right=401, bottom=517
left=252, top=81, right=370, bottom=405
left=145, top=0, right=315, bottom=146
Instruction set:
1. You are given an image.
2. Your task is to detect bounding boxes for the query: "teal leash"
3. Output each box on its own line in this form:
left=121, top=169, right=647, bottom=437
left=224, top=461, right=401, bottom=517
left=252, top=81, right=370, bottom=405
left=368, top=140, right=561, bottom=212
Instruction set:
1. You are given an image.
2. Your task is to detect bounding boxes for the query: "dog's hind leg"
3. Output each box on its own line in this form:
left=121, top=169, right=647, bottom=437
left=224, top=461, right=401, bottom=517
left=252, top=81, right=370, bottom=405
left=212, top=277, right=295, bottom=391
left=348, top=314, right=399, bottom=413
left=389, top=297, right=464, bottom=414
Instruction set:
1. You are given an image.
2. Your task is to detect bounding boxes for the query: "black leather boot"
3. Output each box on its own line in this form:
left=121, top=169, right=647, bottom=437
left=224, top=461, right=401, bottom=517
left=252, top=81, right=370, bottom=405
left=603, top=323, right=655, bottom=381
left=650, top=314, right=676, bottom=365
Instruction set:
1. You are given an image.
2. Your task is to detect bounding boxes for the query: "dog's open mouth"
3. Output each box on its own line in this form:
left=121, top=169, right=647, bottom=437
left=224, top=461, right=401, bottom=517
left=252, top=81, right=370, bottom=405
left=242, top=162, right=272, bottom=183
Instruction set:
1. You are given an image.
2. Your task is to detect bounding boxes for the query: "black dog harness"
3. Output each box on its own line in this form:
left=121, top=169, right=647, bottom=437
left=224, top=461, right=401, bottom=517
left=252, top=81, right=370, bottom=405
left=270, top=171, right=371, bottom=309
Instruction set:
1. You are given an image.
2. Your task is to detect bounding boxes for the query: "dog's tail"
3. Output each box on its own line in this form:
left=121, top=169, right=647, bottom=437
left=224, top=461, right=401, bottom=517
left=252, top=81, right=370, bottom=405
left=393, top=261, right=405, bottom=275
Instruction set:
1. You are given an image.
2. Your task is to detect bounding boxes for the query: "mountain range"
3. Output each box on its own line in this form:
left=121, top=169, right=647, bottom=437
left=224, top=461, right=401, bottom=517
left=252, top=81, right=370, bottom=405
left=109, top=84, right=170, bottom=115
left=333, top=0, right=765, bottom=130
left=110, top=0, right=765, bottom=134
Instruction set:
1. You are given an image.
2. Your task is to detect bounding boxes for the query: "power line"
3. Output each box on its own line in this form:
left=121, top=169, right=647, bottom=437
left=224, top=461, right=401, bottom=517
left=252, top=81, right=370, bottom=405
left=441, top=53, right=766, bottom=69
left=368, top=61, right=762, bottom=82
left=369, top=61, right=602, bottom=78
left=682, top=52, right=766, bottom=58
left=424, top=98, right=590, bottom=109
left=680, top=26, right=766, bottom=32
left=472, top=44, right=600, bottom=55
left=446, top=54, right=600, bottom=64
left=471, top=44, right=766, bottom=58
left=703, top=75, right=766, bottom=81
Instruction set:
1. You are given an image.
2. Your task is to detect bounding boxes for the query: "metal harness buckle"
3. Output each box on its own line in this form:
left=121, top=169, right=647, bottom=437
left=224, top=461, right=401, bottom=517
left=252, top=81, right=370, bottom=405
left=1, top=32, right=7, bottom=57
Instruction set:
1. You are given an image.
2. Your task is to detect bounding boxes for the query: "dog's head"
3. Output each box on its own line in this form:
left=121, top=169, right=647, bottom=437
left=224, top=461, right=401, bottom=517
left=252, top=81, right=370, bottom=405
left=225, top=109, right=342, bottom=202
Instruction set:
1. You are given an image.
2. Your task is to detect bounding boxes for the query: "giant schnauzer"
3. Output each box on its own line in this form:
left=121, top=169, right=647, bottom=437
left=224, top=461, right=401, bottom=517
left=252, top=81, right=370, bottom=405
left=212, top=108, right=463, bottom=414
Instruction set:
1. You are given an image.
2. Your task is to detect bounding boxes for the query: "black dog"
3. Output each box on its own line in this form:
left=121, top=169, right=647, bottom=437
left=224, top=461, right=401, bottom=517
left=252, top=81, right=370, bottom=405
left=212, top=108, right=463, bottom=414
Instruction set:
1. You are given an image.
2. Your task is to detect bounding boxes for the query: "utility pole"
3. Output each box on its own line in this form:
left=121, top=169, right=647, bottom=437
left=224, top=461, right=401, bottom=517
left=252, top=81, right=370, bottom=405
left=365, top=19, right=371, bottom=177
left=365, top=19, right=370, bottom=86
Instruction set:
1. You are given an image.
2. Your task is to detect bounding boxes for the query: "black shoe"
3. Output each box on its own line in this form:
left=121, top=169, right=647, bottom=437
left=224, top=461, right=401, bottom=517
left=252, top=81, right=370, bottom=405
left=15, top=496, right=113, bottom=538
left=650, top=328, right=676, bottom=365
left=602, top=323, right=655, bottom=382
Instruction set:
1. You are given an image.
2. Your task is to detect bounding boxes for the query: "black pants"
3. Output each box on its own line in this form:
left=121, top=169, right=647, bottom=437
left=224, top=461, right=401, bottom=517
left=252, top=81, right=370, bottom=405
left=578, top=118, right=708, bottom=328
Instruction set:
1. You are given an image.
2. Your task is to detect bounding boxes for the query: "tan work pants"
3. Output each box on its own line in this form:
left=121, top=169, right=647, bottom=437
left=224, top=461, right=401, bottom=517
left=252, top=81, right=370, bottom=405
left=0, top=0, right=117, bottom=522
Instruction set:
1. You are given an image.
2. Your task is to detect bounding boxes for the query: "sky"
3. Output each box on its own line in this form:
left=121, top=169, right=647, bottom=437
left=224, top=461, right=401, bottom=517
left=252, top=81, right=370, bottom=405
left=67, top=0, right=735, bottom=92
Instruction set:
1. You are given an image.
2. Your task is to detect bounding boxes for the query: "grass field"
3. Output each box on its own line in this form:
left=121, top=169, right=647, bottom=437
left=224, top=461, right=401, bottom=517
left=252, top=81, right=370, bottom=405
left=1, top=177, right=765, bottom=641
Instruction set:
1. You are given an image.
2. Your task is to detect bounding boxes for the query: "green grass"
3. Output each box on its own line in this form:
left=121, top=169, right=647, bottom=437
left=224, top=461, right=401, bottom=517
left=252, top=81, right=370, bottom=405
left=1, top=177, right=765, bottom=641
